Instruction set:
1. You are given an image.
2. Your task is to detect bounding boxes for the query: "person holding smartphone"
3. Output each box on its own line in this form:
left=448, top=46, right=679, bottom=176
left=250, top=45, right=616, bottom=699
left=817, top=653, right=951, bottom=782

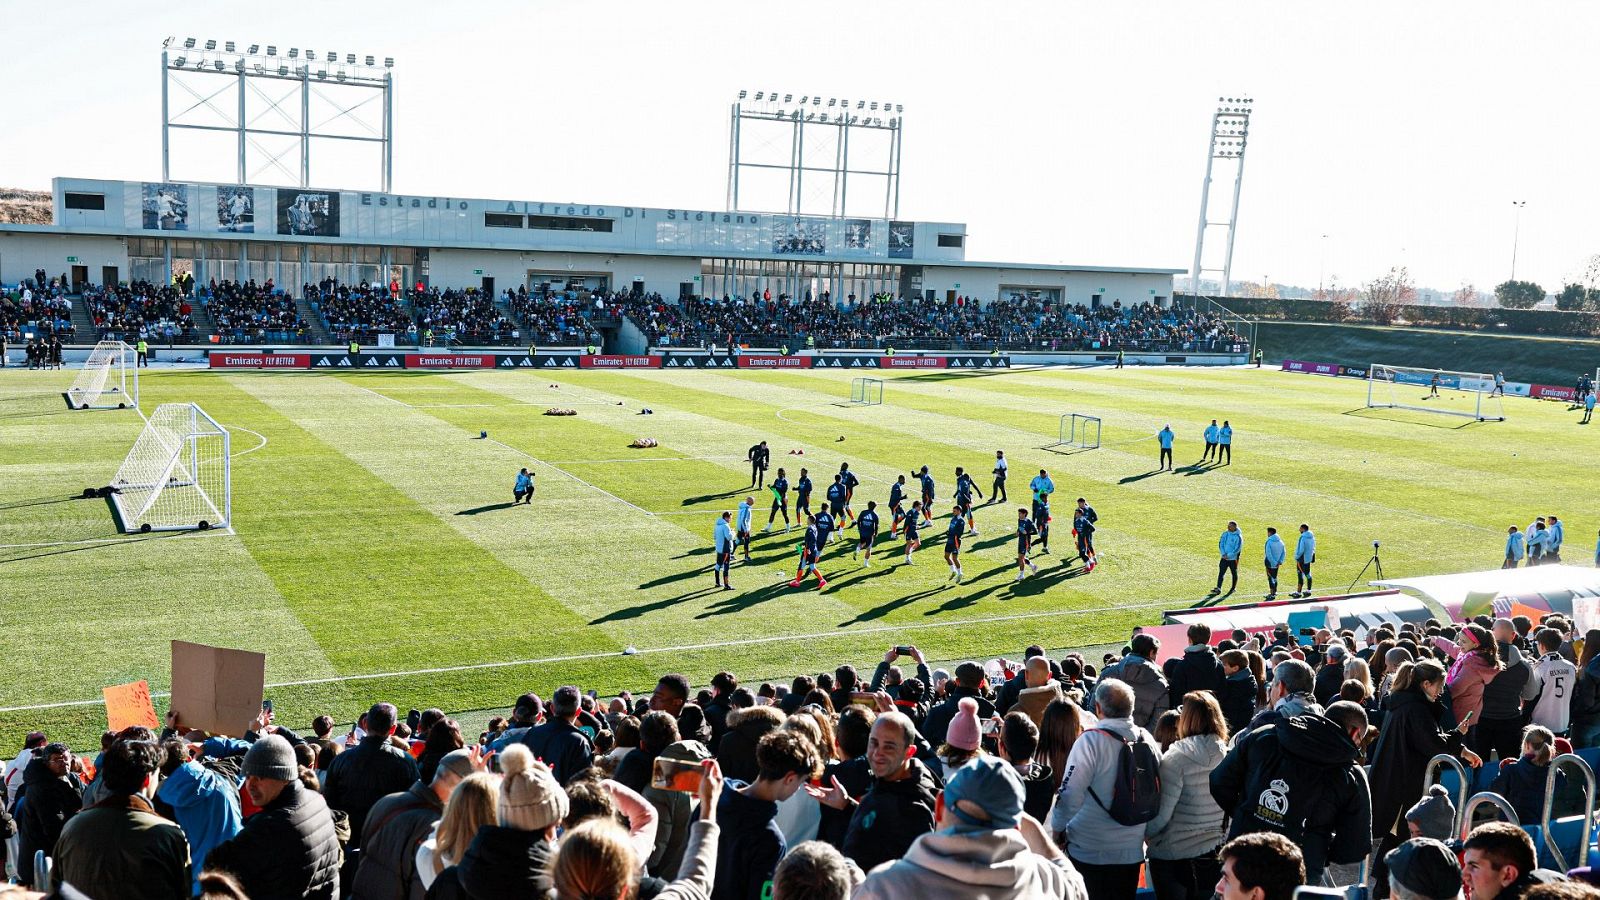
left=1447, top=624, right=1503, bottom=752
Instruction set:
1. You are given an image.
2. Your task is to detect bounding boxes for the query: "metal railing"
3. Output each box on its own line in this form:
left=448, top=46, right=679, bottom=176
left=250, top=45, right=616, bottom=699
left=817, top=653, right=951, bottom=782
left=1541, top=753, right=1596, bottom=871
left=1423, top=754, right=1471, bottom=838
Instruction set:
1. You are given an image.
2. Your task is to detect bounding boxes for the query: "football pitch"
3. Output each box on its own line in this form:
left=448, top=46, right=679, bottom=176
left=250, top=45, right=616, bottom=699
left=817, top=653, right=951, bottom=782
left=0, top=363, right=1582, bottom=745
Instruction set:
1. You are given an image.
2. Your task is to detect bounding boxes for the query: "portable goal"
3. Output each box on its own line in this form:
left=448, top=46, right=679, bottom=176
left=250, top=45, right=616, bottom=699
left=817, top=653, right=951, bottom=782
left=1366, top=363, right=1505, bottom=422
left=1046, top=413, right=1101, bottom=449
left=109, top=403, right=231, bottom=533
left=66, top=340, right=138, bottom=410
left=850, top=377, right=884, bottom=406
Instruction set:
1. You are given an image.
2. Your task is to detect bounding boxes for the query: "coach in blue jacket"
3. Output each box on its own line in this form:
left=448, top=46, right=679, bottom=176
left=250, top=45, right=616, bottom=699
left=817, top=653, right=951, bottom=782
left=1212, top=522, right=1243, bottom=596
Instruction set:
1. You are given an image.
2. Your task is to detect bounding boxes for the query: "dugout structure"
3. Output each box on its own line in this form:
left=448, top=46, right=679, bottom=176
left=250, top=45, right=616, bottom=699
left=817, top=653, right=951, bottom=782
left=109, top=403, right=231, bottom=533
left=851, top=377, right=884, bottom=406
left=66, top=340, right=138, bottom=410
left=1366, top=363, right=1505, bottom=422
left=1046, top=413, right=1101, bottom=450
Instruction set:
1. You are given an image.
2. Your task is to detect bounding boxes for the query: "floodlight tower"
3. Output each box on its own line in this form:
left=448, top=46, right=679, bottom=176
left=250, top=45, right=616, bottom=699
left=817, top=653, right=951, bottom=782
left=160, top=36, right=395, bottom=189
left=726, top=90, right=904, bottom=218
left=1189, top=97, right=1253, bottom=297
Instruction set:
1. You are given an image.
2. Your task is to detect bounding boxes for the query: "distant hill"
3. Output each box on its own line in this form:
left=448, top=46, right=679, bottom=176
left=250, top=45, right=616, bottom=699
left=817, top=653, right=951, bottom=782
left=0, top=188, right=50, bottom=225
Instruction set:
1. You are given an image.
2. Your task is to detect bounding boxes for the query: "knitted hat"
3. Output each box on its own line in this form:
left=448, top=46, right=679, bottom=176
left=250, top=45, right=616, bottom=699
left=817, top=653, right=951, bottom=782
left=1404, top=784, right=1457, bottom=841
left=946, top=697, right=981, bottom=752
left=496, top=744, right=568, bottom=832
left=1385, top=838, right=1462, bottom=900
left=434, top=748, right=477, bottom=783
left=242, top=734, right=298, bottom=781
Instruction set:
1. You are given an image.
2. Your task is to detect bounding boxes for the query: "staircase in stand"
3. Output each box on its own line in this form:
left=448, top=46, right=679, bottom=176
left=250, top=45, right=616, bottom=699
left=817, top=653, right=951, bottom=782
left=292, top=293, right=333, bottom=344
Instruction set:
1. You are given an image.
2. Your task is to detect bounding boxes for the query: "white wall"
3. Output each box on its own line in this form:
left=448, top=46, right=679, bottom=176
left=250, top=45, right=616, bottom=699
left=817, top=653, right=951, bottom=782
left=919, top=265, right=1173, bottom=307
left=0, top=232, right=128, bottom=285
left=426, top=248, right=701, bottom=296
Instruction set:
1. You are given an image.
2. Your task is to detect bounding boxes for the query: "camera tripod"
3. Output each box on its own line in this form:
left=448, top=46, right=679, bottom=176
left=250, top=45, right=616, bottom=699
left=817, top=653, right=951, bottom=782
left=1346, top=542, right=1384, bottom=595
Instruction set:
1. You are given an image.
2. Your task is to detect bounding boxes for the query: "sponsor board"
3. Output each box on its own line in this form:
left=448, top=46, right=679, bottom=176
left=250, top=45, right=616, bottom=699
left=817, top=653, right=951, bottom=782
left=737, top=355, right=809, bottom=369
left=1532, top=384, right=1578, bottom=401
left=498, top=354, right=579, bottom=368
left=310, top=353, right=406, bottom=369
left=209, top=353, right=310, bottom=368
left=660, top=355, right=739, bottom=368
left=403, top=354, right=496, bottom=369
left=1339, top=365, right=1369, bottom=378
left=1281, top=359, right=1340, bottom=376
left=945, top=356, right=1010, bottom=368
left=579, top=354, right=663, bottom=369
left=810, top=355, right=1010, bottom=369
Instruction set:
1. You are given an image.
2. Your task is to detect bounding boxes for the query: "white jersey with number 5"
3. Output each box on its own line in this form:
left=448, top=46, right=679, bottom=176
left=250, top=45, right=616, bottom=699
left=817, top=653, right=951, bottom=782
left=1531, top=652, right=1578, bottom=733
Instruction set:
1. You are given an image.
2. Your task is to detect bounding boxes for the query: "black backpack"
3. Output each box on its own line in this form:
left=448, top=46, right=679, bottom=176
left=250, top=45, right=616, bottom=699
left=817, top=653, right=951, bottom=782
left=1087, top=728, right=1162, bottom=826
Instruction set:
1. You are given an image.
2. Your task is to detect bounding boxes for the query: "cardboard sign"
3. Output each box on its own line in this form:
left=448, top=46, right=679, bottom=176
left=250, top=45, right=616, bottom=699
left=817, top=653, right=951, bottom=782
left=170, top=641, right=266, bottom=737
left=103, top=680, right=160, bottom=732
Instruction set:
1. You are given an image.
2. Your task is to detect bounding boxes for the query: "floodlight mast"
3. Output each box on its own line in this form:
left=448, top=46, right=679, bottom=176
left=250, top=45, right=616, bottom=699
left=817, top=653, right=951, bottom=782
left=160, top=38, right=395, bottom=190
left=1189, top=96, right=1253, bottom=297
left=726, top=90, right=903, bottom=219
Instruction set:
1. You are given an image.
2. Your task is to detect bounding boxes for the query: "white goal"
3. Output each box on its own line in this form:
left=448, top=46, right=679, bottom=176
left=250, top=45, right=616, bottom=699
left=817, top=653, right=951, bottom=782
left=66, top=340, right=138, bottom=410
left=850, top=377, right=884, bottom=406
left=1366, top=363, right=1505, bottom=422
left=109, top=403, right=231, bottom=533
left=1046, top=413, right=1102, bottom=449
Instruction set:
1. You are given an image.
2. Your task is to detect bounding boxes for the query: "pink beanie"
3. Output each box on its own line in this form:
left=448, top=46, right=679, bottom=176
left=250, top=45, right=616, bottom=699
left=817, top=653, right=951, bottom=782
left=947, top=697, right=981, bottom=751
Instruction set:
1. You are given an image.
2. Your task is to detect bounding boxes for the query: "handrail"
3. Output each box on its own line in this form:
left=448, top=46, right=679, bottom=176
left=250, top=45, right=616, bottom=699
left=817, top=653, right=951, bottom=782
left=1424, top=754, right=1471, bottom=838
left=1460, top=792, right=1520, bottom=842
left=1541, top=753, right=1597, bottom=871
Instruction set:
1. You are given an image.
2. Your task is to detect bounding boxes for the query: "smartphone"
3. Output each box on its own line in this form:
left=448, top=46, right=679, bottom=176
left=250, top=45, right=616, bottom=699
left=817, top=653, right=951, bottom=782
left=1460, top=710, right=1476, bottom=726
left=262, top=699, right=273, bottom=714
left=849, top=691, right=878, bottom=708
left=652, top=757, right=705, bottom=793
left=895, top=646, right=914, bottom=655
left=982, top=717, right=1002, bottom=736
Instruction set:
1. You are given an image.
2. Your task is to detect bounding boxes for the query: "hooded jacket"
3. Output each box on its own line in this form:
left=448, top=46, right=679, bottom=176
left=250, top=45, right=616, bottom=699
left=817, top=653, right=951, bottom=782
left=1218, top=668, right=1259, bottom=736
left=1481, top=644, right=1533, bottom=722
left=714, top=707, right=782, bottom=785
left=1146, top=734, right=1228, bottom=861
left=1098, top=654, right=1170, bottom=730
left=16, top=757, right=83, bottom=886
left=1210, top=714, right=1371, bottom=879
left=155, top=759, right=243, bottom=894
left=1244, top=692, right=1322, bottom=734
left=711, top=780, right=784, bottom=900
left=841, top=757, right=941, bottom=875
left=205, top=779, right=341, bottom=900
left=1447, top=649, right=1500, bottom=726
left=1014, top=760, right=1057, bottom=824
left=1490, top=756, right=1566, bottom=825
left=817, top=756, right=871, bottom=849
left=854, top=827, right=1090, bottom=900
left=1367, top=688, right=1464, bottom=846
left=1164, top=646, right=1226, bottom=706
left=424, top=825, right=555, bottom=900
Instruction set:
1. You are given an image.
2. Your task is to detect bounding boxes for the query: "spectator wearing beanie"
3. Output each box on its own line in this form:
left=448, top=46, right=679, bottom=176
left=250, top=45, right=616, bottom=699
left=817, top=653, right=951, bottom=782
left=937, top=697, right=984, bottom=781
left=205, top=735, right=341, bottom=900
left=427, top=743, right=567, bottom=900
left=1385, top=837, right=1464, bottom=900
left=1405, top=784, right=1458, bottom=842
left=51, top=734, right=190, bottom=900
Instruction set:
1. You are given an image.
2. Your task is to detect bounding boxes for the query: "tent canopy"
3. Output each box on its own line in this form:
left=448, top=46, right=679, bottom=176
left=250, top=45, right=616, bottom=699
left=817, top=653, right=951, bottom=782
left=1375, top=565, right=1600, bottom=625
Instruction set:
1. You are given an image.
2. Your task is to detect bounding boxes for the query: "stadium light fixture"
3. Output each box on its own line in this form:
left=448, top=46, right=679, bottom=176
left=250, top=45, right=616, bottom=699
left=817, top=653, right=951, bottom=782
left=800, top=95, right=808, bottom=104
left=856, top=100, right=864, bottom=109
left=247, top=44, right=258, bottom=54
left=277, top=64, right=288, bottom=75
left=213, top=60, right=225, bottom=71
left=896, top=104, right=904, bottom=113
left=162, top=36, right=173, bottom=48
left=204, top=39, right=215, bottom=50
left=173, top=55, right=186, bottom=67
left=288, top=47, right=298, bottom=58
left=784, top=94, right=793, bottom=102
left=224, top=41, right=236, bottom=52
left=266, top=45, right=276, bottom=55
left=753, top=91, right=763, bottom=100
left=346, top=53, right=356, bottom=64
left=384, top=57, right=394, bottom=67
left=316, top=68, right=327, bottom=79
left=184, top=37, right=196, bottom=49
left=365, top=55, right=375, bottom=66
left=738, top=89, right=747, bottom=99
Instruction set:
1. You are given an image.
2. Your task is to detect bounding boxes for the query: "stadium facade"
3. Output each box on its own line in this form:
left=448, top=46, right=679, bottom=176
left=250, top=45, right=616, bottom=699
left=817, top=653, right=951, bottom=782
left=0, top=177, right=1180, bottom=309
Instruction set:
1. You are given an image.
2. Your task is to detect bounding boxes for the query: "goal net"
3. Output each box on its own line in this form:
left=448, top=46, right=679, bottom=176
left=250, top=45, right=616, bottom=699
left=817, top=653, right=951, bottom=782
left=850, top=377, right=884, bottom=406
left=66, top=340, right=138, bottom=410
left=1046, top=413, right=1102, bottom=449
left=109, top=403, right=231, bottom=533
left=1367, top=364, right=1505, bottom=422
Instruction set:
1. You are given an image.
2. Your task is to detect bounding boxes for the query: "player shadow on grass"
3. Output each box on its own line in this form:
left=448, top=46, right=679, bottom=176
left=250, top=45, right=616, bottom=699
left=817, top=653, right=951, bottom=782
left=455, top=502, right=520, bottom=515
left=681, top=488, right=747, bottom=506
left=841, top=584, right=953, bottom=625
left=1177, top=461, right=1221, bottom=476
left=590, top=585, right=726, bottom=624
left=694, top=581, right=794, bottom=619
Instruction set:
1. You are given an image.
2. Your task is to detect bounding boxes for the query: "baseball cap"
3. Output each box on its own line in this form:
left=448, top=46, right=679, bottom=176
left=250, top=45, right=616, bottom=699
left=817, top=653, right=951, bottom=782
left=943, top=756, right=1024, bottom=832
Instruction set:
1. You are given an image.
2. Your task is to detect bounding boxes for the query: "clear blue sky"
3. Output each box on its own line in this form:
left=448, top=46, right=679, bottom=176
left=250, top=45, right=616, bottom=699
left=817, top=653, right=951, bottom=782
left=3, top=0, right=1593, bottom=293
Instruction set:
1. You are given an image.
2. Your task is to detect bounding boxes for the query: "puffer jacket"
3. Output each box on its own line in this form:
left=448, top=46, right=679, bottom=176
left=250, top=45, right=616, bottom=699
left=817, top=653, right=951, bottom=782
left=1447, top=650, right=1500, bottom=726
left=353, top=780, right=443, bottom=900
left=854, top=827, right=1089, bottom=900
left=205, top=780, right=341, bottom=900
left=1146, top=735, right=1227, bottom=860
left=424, top=825, right=555, bottom=900
left=1480, top=644, right=1532, bottom=723
left=1098, top=654, right=1170, bottom=729
left=714, top=707, right=782, bottom=784
left=324, top=735, right=421, bottom=848
left=16, top=757, right=84, bottom=886
left=1218, top=669, right=1259, bottom=736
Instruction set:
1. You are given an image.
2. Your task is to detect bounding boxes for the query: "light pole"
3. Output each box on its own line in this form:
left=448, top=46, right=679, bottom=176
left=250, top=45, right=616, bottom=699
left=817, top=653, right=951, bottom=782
left=1318, top=234, right=1329, bottom=297
left=1510, top=201, right=1527, bottom=281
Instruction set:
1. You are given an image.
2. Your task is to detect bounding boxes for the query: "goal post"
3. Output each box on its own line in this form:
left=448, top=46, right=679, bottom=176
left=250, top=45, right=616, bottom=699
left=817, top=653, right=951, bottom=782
left=850, top=377, right=884, bottom=406
left=109, top=403, right=231, bottom=533
left=1046, top=413, right=1101, bottom=449
left=1366, top=363, right=1505, bottom=422
left=66, top=340, right=138, bottom=410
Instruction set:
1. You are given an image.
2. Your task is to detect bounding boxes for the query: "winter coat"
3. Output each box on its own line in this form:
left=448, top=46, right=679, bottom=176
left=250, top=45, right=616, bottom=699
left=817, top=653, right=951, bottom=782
left=923, top=688, right=998, bottom=747
left=353, top=780, right=444, bottom=900
left=1570, top=655, right=1600, bottom=729
left=715, top=708, right=782, bottom=785
left=854, top=827, right=1090, bottom=900
left=1146, top=735, right=1228, bottom=861
left=1099, top=654, right=1170, bottom=730
left=1447, top=650, right=1500, bottom=727
left=51, top=793, right=190, bottom=900
left=205, top=779, right=341, bottom=900
left=1013, top=683, right=1069, bottom=726
left=1049, top=716, right=1157, bottom=866
left=1164, top=646, right=1226, bottom=706
left=1210, top=714, right=1372, bottom=879
left=645, top=782, right=694, bottom=879
left=1368, top=688, right=1464, bottom=842
left=817, top=756, right=871, bottom=848
left=841, top=757, right=941, bottom=874
left=996, top=672, right=1029, bottom=716
left=1244, top=693, right=1322, bottom=734
left=712, top=782, right=784, bottom=900
left=1481, top=645, right=1533, bottom=723
left=1313, top=661, right=1346, bottom=708
left=16, top=757, right=83, bottom=885
left=1218, top=669, right=1259, bottom=736
left=324, top=735, right=421, bottom=850
left=155, top=759, right=242, bottom=893
left=1490, top=757, right=1566, bottom=825
left=614, top=747, right=658, bottom=794
left=519, top=718, right=594, bottom=786
left=424, top=825, right=555, bottom=900
left=1015, top=760, right=1057, bottom=824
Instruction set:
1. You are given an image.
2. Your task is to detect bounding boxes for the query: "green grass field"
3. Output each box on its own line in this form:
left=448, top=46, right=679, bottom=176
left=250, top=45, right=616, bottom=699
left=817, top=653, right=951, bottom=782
left=1, top=363, right=1590, bottom=747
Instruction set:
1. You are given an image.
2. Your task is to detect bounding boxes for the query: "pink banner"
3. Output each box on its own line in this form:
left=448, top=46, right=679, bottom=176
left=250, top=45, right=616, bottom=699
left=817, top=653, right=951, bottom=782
left=1281, top=359, right=1339, bottom=376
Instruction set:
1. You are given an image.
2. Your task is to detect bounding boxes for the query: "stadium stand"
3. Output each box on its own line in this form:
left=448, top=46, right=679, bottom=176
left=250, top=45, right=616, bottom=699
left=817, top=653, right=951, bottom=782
left=11, top=612, right=1591, bottom=898
left=201, top=279, right=305, bottom=344
left=412, top=285, right=516, bottom=345
left=1, top=276, right=77, bottom=342
left=309, top=279, right=413, bottom=343
left=505, top=286, right=609, bottom=348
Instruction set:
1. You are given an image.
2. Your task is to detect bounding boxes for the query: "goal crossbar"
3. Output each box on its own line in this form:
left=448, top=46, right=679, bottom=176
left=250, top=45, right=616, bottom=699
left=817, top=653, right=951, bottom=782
left=109, top=403, right=231, bottom=533
left=1366, top=363, right=1505, bottom=422
left=66, top=340, right=138, bottom=410
left=1045, top=413, right=1101, bottom=449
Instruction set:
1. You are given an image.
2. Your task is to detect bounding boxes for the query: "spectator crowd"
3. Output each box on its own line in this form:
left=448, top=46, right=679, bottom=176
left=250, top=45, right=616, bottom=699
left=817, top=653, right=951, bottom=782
left=1, top=273, right=76, bottom=343
left=9, top=610, right=1600, bottom=900
left=202, top=279, right=305, bottom=343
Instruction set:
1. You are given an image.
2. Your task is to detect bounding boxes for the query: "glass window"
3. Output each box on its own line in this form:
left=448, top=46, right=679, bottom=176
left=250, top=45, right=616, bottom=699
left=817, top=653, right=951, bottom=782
left=247, top=242, right=271, bottom=261
left=936, top=234, right=964, bottom=248
left=485, top=212, right=524, bottom=228
left=528, top=215, right=614, bottom=233
left=64, top=192, right=105, bottom=210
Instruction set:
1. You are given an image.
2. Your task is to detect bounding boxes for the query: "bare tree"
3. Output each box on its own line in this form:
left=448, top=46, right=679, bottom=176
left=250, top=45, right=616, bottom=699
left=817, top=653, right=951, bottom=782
left=1363, top=266, right=1416, bottom=325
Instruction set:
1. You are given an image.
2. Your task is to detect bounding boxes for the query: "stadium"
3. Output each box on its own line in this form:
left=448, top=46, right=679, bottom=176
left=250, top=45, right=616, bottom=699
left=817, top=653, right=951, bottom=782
left=4, top=9, right=1600, bottom=900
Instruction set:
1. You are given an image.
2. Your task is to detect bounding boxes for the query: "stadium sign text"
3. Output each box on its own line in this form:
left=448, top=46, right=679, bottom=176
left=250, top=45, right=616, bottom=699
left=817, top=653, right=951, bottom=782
left=209, top=353, right=310, bottom=368
left=360, top=194, right=471, bottom=210
left=580, top=355, right=663, bottom=369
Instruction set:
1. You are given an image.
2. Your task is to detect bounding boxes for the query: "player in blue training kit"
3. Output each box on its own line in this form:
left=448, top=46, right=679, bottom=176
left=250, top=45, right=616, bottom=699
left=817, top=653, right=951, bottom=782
left=1218, top=421, right=1234, bottom=465
left=903, top=501, right=922, bottom=563
left=1157, top=425, right=1174, bottom=471
left=917, top=466, right=936, bottom=526
left=764, top=468, right=790, bottom=532
left=1203, top=419, right=1220, bottom=462
left=713, top=511, right=735, bottom=589
left=513, top=468, right=535, bottom=505
left=1263, top=526, right=1286, bottom=600
left=1015, top=508, right=1040, bottom=580
left=794, top=468, right=814, bottom=519
left=943, top=505, right=966, bottom=582
left=954, top=466, right=984, bottom=536
left=855, top=501, right=881, bottom=565
left=888, top=475, right=908, bottom=536
left=815, top=508, right=836, bottom=550
left=736, top=496, right=755, bottom=562
left=1293, top=523, right=1316, bottom=597
left=826, top=475, right=848, bottom=540
left=839, top=462, right=861, bottom=524
left=1072, top=498, right=1098, bottom=571
left=789, top=515, right=827, bottom=589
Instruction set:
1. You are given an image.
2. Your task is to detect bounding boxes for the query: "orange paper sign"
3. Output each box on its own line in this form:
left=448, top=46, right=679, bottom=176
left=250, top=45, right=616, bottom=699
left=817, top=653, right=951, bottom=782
left=103, top=680, right=161, bottom=732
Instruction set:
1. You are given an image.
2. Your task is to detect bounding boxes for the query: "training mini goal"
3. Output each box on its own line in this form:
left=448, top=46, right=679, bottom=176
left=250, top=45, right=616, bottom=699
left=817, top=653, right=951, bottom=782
left=850, top=377, right=884, bottom=406
left=66, top=340, right=138, bottom=410
left=1366, top=363, right=1505, bottom=422
left=109, top=403, right=231, bottom=533
left=1046, top=413, right=1101, bottom=449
